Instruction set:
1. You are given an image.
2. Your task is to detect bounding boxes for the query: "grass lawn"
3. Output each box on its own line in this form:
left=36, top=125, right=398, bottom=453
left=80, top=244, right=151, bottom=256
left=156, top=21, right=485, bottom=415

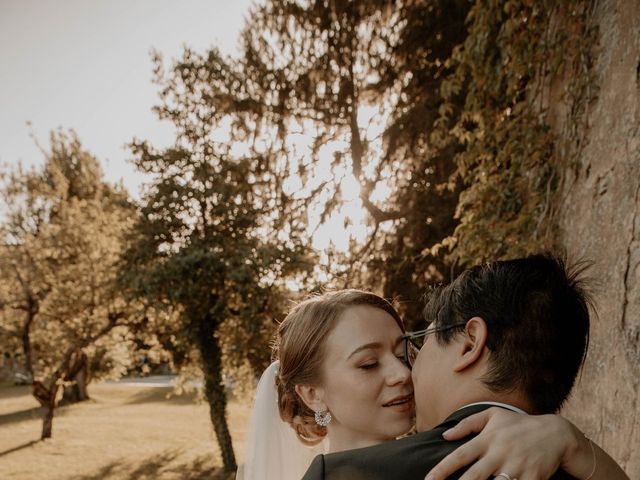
left=0, top=381, right=251, bottom=479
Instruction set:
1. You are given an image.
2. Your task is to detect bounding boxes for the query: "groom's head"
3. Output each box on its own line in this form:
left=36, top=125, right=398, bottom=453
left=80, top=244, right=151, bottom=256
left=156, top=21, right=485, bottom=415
left=412, top=253, right=591, bottom=431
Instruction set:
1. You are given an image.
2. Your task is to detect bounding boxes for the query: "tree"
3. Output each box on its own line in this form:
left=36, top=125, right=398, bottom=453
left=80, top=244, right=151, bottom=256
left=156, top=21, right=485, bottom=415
left=0, top=130, right=140, bottom=439
left=119, top=46, right=315, bottom=470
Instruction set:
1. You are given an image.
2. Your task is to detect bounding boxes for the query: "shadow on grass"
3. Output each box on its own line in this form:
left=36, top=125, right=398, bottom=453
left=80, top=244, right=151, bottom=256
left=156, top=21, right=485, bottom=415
left=0, top=384, right=32, bottom=400
left=0, top=439, right=40, bottom=457
left=70, top=449, right=233, bottom=480
left=0, top=405, right=44, bottom=426
left=124, top=387, right=201, bottom=406
left=0, top=398, right=80, bottom=428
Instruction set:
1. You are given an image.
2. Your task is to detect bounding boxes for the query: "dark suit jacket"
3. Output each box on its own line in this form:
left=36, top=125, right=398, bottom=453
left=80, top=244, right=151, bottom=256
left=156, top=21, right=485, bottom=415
left=302, top=404, right=576, bottom=480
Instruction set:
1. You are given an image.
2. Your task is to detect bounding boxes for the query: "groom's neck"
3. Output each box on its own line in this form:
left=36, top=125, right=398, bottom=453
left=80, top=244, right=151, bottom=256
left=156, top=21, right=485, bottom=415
left=417, top=387, right=532, bottom=432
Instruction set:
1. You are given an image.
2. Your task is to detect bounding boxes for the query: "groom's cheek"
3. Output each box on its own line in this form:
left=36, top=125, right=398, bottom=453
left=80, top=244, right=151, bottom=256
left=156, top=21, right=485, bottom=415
left=411, top=353, right=429, bottom=431
left=411, top=340, right=448, bottom=431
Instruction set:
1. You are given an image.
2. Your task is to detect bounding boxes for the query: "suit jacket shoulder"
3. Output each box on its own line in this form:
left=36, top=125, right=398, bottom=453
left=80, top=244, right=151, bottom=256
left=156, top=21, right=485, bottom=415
left=304, top=454, right=325, bottom=480
left=302, top=404, right=488, bottom=480
left=301, top=404, right=577, bottom=480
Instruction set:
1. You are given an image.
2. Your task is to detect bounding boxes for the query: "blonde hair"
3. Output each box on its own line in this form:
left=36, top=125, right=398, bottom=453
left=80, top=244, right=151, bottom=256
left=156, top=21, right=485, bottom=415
left=273, top=289, right=404, bottom=445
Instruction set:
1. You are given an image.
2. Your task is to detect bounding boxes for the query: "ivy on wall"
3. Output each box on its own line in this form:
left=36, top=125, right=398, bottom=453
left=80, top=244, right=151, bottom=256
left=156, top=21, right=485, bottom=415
left=432, top=0, right=598, bottom=266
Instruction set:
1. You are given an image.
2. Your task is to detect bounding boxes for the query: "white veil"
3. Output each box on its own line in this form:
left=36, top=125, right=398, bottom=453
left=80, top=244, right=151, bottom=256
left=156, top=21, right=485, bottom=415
left=236, top=361, right=329, bottom=480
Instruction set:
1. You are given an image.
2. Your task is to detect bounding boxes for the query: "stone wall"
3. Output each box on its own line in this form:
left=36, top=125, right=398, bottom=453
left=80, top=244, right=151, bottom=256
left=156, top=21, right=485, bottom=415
left=555, top=0, right=640, bottom=476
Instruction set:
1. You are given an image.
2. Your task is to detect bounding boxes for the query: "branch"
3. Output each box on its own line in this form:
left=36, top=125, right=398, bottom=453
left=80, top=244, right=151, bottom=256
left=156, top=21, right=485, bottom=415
left=360, top=195, right=407, bottom=223
left=49, top=310, right=126, bottom=389
left=342, top=222, right=380, bottom=288
left=343, top=26, right=405, bottom=226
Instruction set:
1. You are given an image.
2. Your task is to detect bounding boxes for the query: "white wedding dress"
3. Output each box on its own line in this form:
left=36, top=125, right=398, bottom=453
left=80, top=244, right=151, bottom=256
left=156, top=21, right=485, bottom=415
left=236, top=361, right=329, bottom=480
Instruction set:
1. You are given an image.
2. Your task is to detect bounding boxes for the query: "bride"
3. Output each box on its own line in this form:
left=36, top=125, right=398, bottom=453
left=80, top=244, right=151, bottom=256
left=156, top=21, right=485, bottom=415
left=238, top=289, right=627, bottom=480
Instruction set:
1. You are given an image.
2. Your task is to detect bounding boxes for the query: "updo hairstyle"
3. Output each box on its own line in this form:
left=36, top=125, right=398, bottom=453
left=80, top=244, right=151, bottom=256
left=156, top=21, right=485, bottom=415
left=274, top=289, right=404, bottom=445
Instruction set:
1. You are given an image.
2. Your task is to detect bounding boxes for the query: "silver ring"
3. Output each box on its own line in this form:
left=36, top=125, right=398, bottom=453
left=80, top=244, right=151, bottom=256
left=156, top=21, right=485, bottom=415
left=495, top=474, right=517, bottom=480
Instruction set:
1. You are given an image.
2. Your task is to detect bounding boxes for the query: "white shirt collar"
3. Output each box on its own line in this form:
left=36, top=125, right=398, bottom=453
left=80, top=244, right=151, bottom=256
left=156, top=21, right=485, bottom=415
left=457, top=401, right=528, bottom=415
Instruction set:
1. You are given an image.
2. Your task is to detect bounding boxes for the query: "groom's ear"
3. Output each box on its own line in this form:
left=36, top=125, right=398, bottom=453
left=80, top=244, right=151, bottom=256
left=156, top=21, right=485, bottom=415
left=452, top=316, right=489, bottom=373
left=294, top=384, right=326, bottom=412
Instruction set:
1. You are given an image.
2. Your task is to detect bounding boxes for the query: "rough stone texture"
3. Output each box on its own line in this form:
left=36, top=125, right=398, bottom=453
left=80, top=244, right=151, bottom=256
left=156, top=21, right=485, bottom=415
left=554, top=0, right=640, bottom=476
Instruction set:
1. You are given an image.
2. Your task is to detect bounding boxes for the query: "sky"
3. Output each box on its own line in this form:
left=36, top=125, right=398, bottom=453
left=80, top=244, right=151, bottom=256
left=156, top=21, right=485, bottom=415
left=0, top=0, right=253, bottom=197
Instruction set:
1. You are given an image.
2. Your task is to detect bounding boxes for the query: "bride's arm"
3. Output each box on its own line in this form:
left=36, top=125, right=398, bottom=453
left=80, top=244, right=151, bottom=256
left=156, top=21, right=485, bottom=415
left=424, top=407, right=630, bottom=480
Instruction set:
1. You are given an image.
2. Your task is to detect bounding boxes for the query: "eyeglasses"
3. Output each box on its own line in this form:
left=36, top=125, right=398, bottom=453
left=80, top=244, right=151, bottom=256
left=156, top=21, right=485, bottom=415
left=401, top=322, right=468, bottom=369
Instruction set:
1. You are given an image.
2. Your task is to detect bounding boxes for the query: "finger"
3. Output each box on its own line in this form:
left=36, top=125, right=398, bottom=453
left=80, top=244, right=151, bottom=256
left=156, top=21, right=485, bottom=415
left=425, top=439, right=485, bottom=480
left=513, top=469, right=548, bottom=480
left=514, top=460, right=556, bottom=480
left=517, top=472, right=541, bottom=480
left=442, top=410, right=493, bottom=440
left=460, top=457, right=508, bottom=480
left=456, top=457, right=511, bottom=480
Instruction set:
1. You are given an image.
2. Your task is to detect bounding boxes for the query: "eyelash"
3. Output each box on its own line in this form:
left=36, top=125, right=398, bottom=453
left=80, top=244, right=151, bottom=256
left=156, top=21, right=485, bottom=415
left=360, top=354, right=405, bottom=370
left=360, top=362, right=378, bottom=370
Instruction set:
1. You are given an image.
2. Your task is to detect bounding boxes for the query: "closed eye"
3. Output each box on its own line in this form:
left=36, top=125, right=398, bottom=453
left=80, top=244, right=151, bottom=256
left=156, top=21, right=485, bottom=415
left=359, top=362, right=379, bottom=370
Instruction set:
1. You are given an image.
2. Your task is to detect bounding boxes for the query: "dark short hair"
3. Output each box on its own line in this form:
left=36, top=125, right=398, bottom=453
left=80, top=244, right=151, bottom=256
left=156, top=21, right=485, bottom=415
left=423, top=253, right=591, bottom=413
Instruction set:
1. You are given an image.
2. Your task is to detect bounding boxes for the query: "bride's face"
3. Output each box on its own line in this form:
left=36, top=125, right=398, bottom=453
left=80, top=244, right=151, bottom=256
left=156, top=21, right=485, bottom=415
left=317, top=305, right=414, bottom=449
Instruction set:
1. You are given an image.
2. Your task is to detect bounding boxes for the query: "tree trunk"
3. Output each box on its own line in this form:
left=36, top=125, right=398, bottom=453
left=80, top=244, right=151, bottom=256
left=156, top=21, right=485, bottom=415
left=42, top=404, right=54, bottom=439
left=21, top=301, right=37, bottom=379
left=61, top=352, right=90, bottom=405
left=41, top=383, right=59, bottom=439
left=61, top=377, right=89, bottom=404
left=196, top=320, right=237, bottom=473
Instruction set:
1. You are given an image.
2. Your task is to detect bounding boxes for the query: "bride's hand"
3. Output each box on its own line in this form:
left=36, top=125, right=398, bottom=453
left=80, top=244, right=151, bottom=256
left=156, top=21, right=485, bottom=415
left=424, top=408, right=568, bottom=480
left=424, top=407, right=629, bottom=480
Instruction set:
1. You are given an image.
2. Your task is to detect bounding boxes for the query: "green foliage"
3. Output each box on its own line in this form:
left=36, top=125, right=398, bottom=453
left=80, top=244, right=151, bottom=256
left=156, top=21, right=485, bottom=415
left=0, top=130, right=144, bottom=436
left=433, top=0, right=596, bottom=265
left=120, top=135, right=312, bottom=376
left=0, top=130, right=139, bottom=377
left=120, top=43, right=325, bottom=469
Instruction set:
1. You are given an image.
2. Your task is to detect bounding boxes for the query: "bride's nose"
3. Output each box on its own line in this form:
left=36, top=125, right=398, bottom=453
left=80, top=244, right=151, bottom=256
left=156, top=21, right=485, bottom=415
left=386, top=356, right=411, bottom=386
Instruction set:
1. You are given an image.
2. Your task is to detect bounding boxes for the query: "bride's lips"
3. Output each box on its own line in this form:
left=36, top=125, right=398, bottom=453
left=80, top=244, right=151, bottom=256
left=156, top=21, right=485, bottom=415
left=382, top=393, right=414, bottom=412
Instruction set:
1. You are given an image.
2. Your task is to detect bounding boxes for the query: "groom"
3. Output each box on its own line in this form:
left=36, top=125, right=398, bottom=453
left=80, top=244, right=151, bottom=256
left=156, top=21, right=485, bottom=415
left=302, top=253, right=589, bottom=479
